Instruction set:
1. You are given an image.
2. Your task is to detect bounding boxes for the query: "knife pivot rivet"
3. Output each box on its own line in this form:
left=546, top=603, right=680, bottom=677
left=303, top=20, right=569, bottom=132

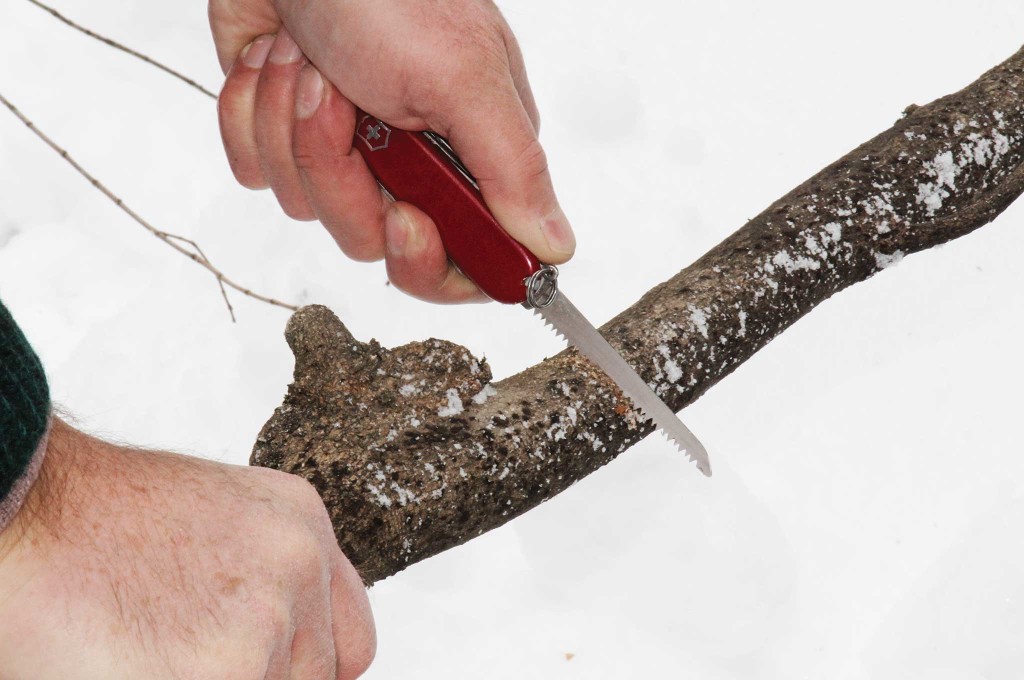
left=524, top=265, right=560, bottom=309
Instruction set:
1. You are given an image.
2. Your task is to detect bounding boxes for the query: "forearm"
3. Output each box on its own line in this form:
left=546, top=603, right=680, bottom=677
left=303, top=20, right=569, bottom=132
left=0, top=415, right=375, bottom=679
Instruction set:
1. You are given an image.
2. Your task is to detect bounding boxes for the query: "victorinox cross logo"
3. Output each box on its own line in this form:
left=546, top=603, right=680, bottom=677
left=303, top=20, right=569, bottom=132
left=356, top=115, right=392, bottom=151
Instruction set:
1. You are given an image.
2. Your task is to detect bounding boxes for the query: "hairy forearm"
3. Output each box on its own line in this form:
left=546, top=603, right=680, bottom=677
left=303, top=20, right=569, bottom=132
left=0, top=417, right=376, bottom=678
left=0, top=419, right=87, bottom=567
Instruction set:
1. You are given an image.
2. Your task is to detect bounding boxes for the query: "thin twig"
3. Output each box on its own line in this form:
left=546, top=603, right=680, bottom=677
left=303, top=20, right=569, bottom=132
left=0, top=91, right=299, bottom=317
left=24, top=0, right=218, bottom=100
left=17, top=1, right=296, bottom=317
left=164, top=234, right=238, bottom=321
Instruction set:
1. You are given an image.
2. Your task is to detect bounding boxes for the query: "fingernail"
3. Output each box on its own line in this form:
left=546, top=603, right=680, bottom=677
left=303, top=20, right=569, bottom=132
left=541, top=206, right=576, bottom=257
left=269, top=30, right=303, bottom=65
left=385, top=207, right=412, bottom=257
left=295, top=66, right=324, bottom=120
left=241, top=35, right=274, bottom=69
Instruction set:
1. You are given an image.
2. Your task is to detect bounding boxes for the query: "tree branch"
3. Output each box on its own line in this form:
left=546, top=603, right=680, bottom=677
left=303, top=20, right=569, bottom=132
left=252, top=46, right=1024, bottom=585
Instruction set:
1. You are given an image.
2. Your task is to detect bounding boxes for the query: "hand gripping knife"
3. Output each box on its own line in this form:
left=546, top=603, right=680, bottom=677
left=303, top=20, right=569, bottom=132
left=352, top=112, right=711, bottom=477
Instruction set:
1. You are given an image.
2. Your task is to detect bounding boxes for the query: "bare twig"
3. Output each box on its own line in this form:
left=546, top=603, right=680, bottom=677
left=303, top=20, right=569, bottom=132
left=14, top=3, right=293, bottom=317
left=163, top=234, right=238, bottom=321
left=23, top=0, right=218, bottom=100
left=0, top=91, right=298, bottom=317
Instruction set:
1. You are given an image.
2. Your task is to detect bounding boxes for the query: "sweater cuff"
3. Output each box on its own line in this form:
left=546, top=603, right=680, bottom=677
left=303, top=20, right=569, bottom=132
left=0, top=417, right=50, bottom=534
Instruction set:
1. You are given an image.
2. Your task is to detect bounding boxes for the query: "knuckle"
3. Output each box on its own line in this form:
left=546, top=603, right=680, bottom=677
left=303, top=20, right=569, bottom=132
left=205, top=599, right=290, bottom=678
left=339, top=243, right=381, bottom=264
left=332, top=230, right=386, bottom=263
left=280, top=199, right=317, bottom=222
left=291, top=125, right=346, bottom=171
left=308, top=496, right=338, bottom=539
left=234, top=167, right=269, bottom=191
left=315, top=652, right=340, bottom=680
left=284, top=473, right=327, bottom=511
left=277, top=526, right=326, bottom=578
left=509, top=138, right=550, bottom=183
left=290, top=146, right=342, bottom=193
left=449, top=46, right=506, bottom=89
left=291, top=146, right=322, bottom=173
left=344, top=245, right=385, bottom=264
left=385, top=264, right=426, bottom=300
left=253, top=76, right=284, bottom=118
left=339, top=626, right=377, bottom=680
left=212, top=652, right=275, bottom=680
left=228, top=158, right=269, bottom=190
left=216, top=84, right=243, bottom=120
left=427, top=9, right=509, bottom=92
left=282, top=475, right=338, bottom=535
left=215, top=91, right=230, bottom=120
left=457, top=1, right=506, bottom=43
left=530, top=108, right=542, bottom=135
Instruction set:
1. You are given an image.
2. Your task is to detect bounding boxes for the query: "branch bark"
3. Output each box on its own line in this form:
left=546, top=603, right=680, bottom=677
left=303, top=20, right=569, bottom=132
left=252, top=46, right=1024, bottom=585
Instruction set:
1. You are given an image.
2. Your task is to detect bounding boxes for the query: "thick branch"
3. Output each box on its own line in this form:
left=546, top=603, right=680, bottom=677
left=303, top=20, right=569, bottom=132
left=253, top=46, right=1024, bottom=584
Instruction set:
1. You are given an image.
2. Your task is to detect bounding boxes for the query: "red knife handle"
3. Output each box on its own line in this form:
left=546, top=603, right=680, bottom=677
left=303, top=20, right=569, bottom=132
left=352, top=110, right=541, bottom=305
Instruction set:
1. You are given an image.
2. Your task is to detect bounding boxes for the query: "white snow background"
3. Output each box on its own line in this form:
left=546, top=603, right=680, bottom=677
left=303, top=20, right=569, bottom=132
left=2, top=0, right=1024, bottom=677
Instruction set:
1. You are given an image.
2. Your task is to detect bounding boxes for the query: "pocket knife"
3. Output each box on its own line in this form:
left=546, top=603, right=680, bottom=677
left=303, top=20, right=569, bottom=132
left=353, top=112, right=711, bottom=477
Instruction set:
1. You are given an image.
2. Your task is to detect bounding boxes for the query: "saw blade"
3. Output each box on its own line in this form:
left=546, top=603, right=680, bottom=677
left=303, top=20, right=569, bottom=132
left=533, top=290, right=712, bottom=477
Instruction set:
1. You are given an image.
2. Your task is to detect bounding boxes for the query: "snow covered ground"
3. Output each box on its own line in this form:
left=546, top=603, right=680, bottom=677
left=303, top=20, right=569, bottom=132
left=2, top=0, right=1023, bottom=677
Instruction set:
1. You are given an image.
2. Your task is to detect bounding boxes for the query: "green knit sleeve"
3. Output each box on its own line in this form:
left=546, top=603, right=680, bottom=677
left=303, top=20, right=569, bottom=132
left=0, top=299, right=50, bottom=504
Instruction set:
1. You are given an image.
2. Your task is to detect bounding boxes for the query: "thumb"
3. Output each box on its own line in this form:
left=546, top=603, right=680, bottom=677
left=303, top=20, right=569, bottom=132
left=441, top=88, right=576, bottom=265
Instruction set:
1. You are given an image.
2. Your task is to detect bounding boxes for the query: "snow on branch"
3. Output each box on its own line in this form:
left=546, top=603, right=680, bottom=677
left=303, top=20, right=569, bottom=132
left=252, top=46, right=1024, bottom=584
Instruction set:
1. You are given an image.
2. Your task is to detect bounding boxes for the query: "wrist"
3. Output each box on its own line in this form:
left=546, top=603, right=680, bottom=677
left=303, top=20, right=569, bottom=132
left=0, top=415, right=51, bottom=528
left=0, top=417, right=74, bottom=562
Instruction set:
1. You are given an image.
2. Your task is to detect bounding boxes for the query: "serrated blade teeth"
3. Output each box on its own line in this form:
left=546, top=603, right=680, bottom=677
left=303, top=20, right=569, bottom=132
left=647, top=411, right=708, bottom=471
left=540, top=316, right=568, bottom=341
left=626, top=399, right=709, bottom=473
left=530, top=294, right=712, bottom=477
